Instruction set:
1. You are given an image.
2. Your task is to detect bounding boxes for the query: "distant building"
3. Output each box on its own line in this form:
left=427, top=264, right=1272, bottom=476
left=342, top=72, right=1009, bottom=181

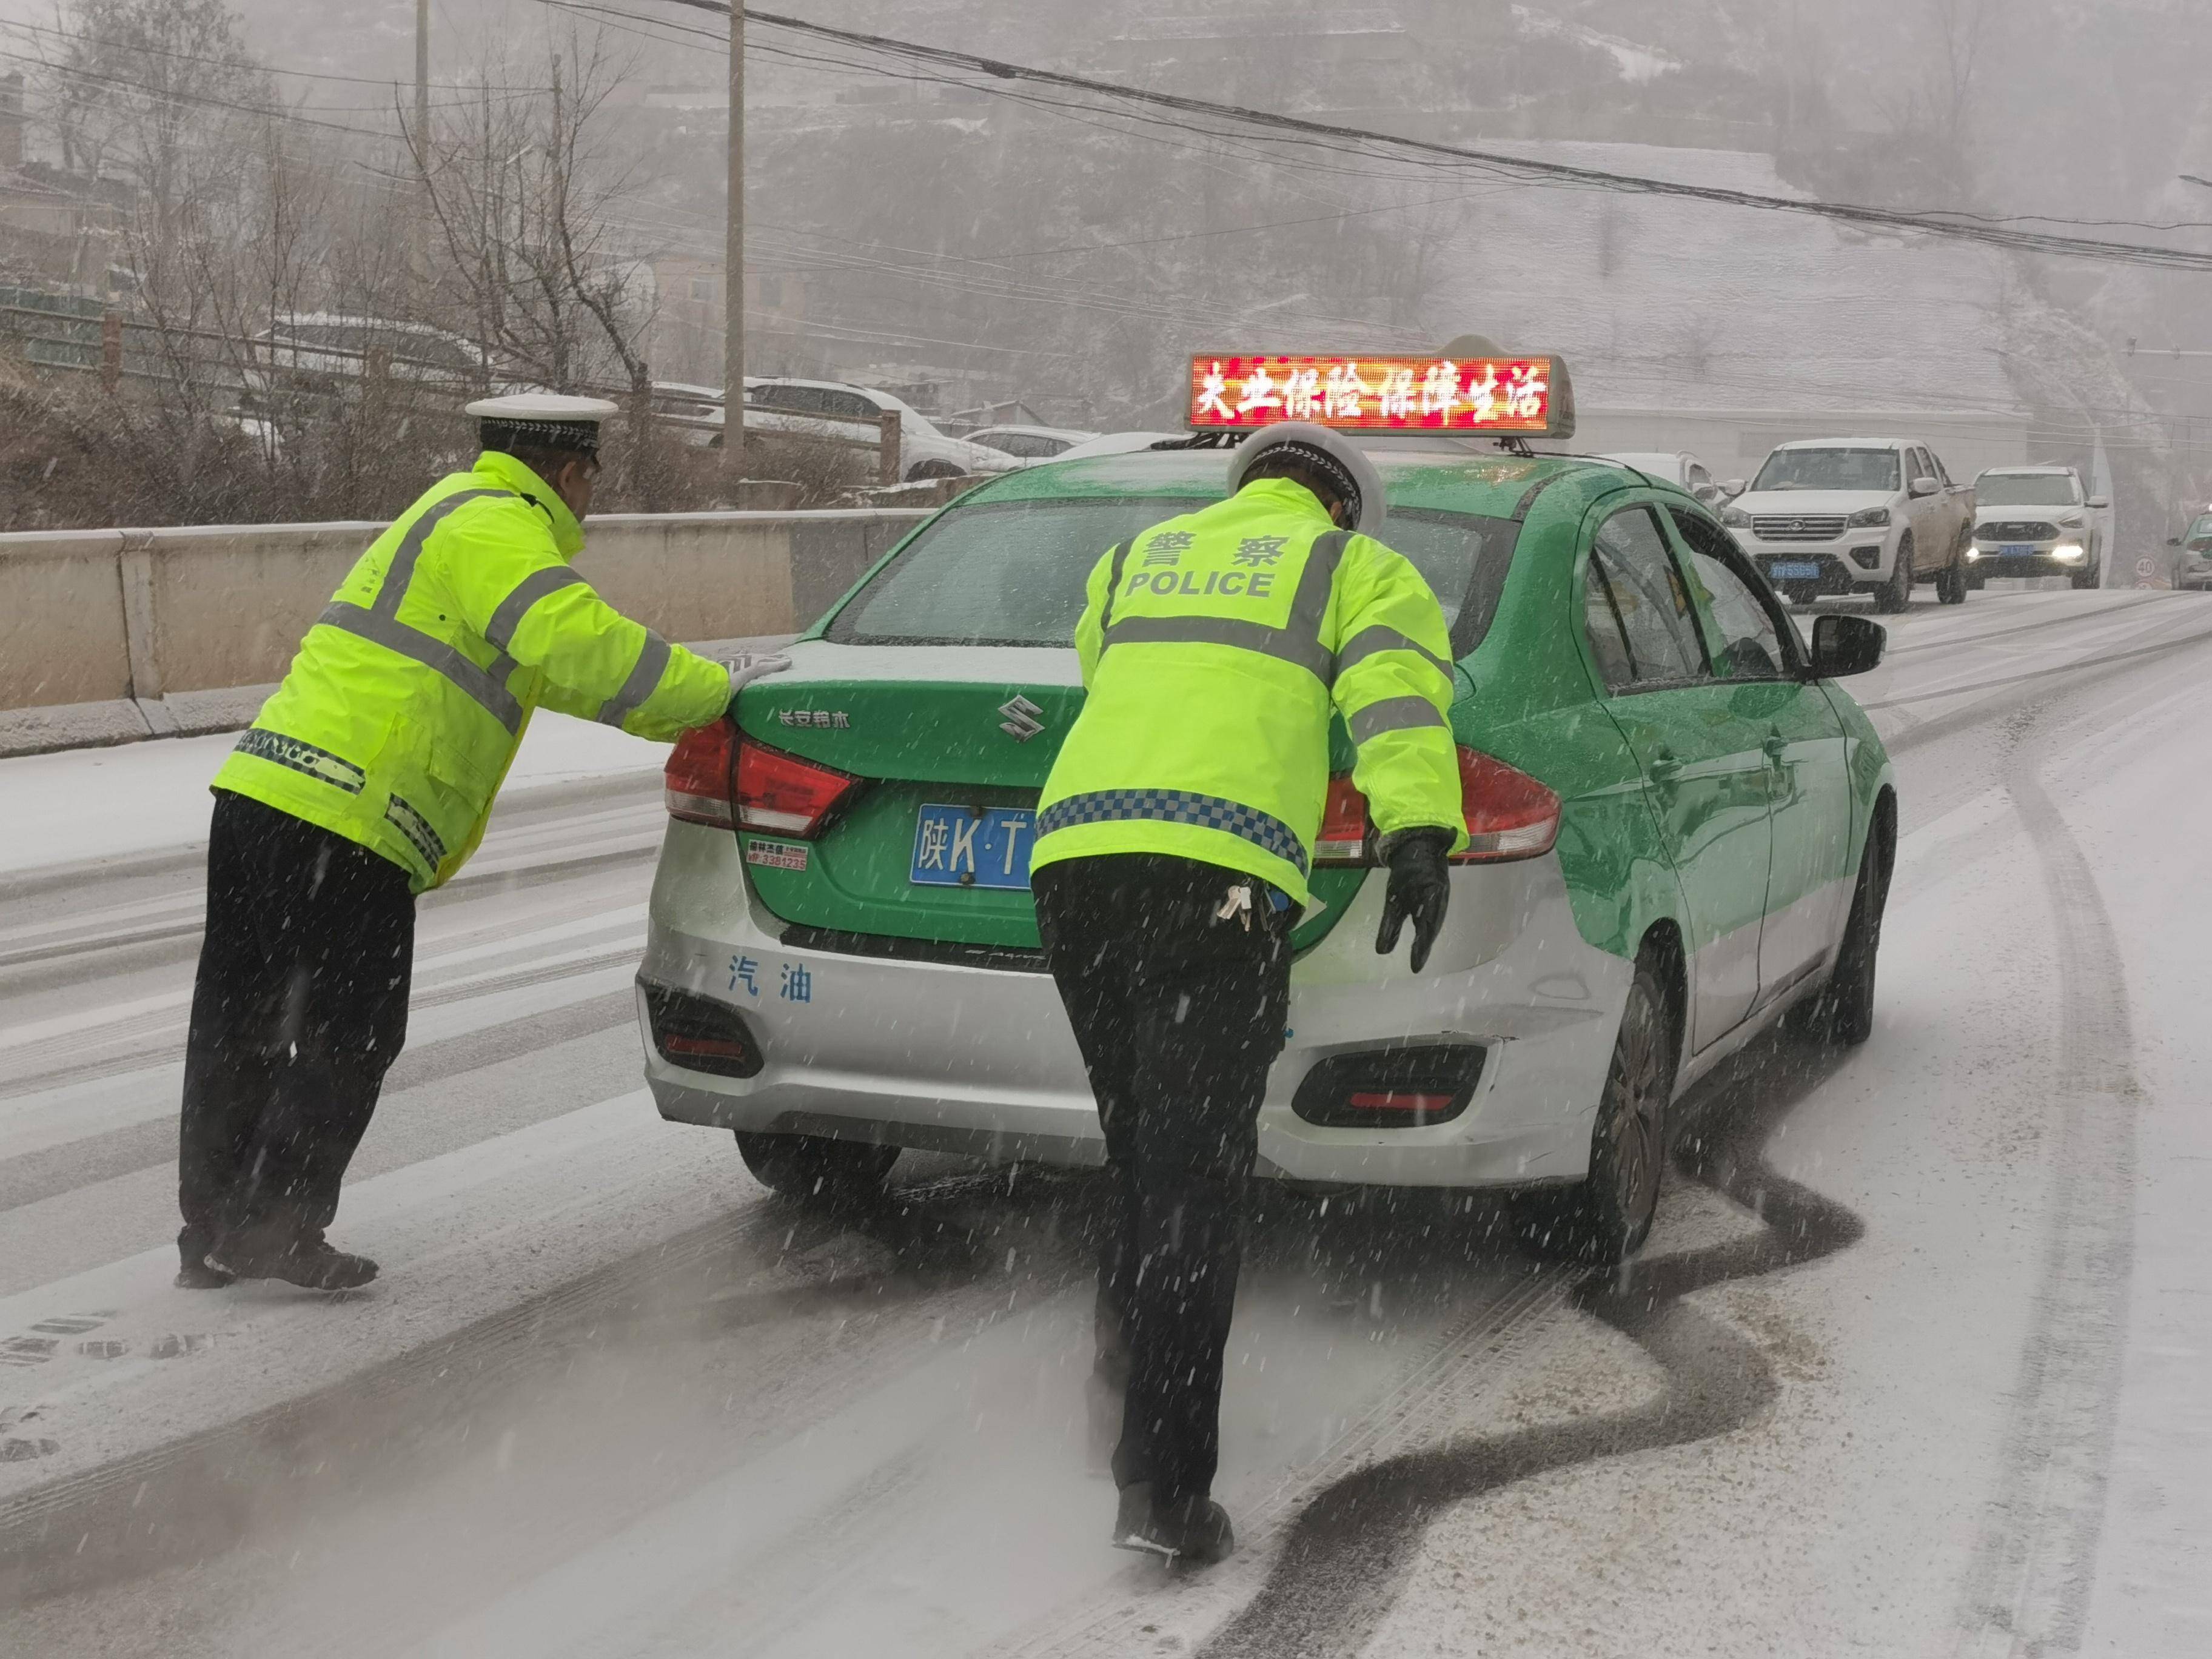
left=0, top=74, right=119, bottom=289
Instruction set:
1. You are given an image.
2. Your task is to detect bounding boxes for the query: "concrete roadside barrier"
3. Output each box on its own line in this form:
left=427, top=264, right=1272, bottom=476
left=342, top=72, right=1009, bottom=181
left=0, top=508, right=928, bottom=758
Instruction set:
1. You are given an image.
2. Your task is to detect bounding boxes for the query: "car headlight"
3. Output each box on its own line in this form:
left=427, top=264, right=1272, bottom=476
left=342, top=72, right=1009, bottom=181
left=2056, top=512, right=2085, bottom=528
left=1720, top=506, right=1751, bottom=529
left=1846, top=506, right=1891, bottom=529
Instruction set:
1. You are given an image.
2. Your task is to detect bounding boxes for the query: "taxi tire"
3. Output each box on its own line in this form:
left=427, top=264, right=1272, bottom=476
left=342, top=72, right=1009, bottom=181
left=1786, top=820, right=1891, bottom=1048
left=1510, top=959, right=1675, bottom=1267
left=735, top=1130, right=899, bottom=1205
left=1873, top=537, right=1914, bottom=614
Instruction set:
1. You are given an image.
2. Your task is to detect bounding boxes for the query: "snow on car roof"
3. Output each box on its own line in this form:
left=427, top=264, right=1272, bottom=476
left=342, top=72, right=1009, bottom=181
left=1771, top=437, right=1915, bottom=450
left=964, top=444, right=1610, bottom=518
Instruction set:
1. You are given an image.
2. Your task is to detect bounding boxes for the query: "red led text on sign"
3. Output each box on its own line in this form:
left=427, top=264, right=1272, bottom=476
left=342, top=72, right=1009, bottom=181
left=1187, top=355, right=1556, bottom=435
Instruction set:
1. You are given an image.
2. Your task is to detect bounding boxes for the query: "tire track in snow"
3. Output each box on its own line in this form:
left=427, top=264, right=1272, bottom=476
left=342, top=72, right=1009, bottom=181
left=1196, top=645, right=2159, bottom=1658
left=1949, top=709, right=2139, bottom=1658
left=1191, top=1058, right=1866, bottom=1658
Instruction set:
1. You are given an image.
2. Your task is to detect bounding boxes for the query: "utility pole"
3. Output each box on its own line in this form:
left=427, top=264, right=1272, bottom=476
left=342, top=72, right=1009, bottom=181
left=412, top=0, right=431, bottom=283
left=723, top=0, right=746, bottom=492
left=415, top=0, right=431, bottom=145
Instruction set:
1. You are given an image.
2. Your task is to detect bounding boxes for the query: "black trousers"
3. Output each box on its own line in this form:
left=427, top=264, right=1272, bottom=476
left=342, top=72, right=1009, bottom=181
left=1033, top=853, right=1292, bottom=1505
left=178, top=791, right=415, bottom=1258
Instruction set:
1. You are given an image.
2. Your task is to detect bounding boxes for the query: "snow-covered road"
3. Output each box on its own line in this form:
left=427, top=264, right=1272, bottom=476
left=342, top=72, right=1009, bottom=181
left=2, top=586, right=2208, bottom=1657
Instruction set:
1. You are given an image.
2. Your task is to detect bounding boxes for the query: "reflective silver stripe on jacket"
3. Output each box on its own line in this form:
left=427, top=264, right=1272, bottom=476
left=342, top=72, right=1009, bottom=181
left=1094, top=540, right=1134, bottom=633
left=1335, top=623, right=1453, bottom=684
left=484, top=566, right=586, bottom=651
left=1100, top=615, right=1333, bottom=679
left=316, top=602, right=525, bottom=734
left=1099, top=529, right=1352, bottom=683
left=597, top=631, right=672, bottom=728
left=1347, top=695, right=1449, bottom=745
left=372, top=488, right=512, bottom=617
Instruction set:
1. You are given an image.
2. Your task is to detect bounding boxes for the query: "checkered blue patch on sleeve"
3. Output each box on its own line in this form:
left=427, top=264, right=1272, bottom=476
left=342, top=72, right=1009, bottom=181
left=1034, top=789, right=1309, bottom=876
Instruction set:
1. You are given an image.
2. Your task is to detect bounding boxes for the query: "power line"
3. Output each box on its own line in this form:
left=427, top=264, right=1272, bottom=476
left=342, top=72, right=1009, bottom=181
left=591, top=0, right=2212, bottom=274
left=0, top=15, right=558, bottom=95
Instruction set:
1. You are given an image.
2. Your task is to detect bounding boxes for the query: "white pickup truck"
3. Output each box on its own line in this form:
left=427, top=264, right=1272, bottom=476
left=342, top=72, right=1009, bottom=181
left=1722, top=437, right=1976, bottom=612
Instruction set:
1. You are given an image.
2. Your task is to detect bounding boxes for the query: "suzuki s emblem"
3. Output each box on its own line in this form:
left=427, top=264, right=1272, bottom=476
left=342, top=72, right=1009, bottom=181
left=997, top=695, right=1045, bottom=741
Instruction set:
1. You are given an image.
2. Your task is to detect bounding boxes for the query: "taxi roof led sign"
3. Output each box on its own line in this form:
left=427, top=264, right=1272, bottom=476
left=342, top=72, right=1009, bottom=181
left=1187, top=353, right=1575, bottom=441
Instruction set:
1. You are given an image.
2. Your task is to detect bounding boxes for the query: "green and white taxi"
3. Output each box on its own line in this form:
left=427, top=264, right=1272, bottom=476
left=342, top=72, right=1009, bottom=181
left=637, top=360, right=1898, bottom=1258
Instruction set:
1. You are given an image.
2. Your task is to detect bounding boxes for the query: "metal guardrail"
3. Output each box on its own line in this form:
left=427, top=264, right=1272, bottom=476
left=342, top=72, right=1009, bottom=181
left=0, top=297, right=908, bottom=481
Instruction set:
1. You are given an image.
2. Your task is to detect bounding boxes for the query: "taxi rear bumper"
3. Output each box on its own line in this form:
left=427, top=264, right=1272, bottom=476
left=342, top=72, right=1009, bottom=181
left=637, top=822, right=1627, bottom=1190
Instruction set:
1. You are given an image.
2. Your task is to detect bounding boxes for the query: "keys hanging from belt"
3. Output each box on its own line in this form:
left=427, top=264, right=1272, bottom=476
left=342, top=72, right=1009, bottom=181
left=1214, top=882, right=1254, bottom=931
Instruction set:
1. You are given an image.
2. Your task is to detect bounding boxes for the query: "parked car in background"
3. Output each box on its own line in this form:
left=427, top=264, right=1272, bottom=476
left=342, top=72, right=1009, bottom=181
left=1723, top=437, right=1975, bottom=612
left=2170, top=512, right=2212, bottom=590
left=1969, top=466, right=2108, bottom=591
left=652, top=381, right=729, bottom=448
left=964, top=424, right=1100, bottom=463
left=743, top=378, right=1019, bottom=480
left=1050, top=430, right=1182, bottom=460
left=242, top=313, right=512, bottom=408
left=1599, top=451, right=1735, bottom=506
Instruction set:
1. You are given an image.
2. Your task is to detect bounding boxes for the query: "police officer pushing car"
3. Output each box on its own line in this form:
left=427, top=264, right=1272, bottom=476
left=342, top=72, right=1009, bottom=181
left=178, top=394, right=770, bottom=1292
left=1029, top=421, right=1467, bottom=1565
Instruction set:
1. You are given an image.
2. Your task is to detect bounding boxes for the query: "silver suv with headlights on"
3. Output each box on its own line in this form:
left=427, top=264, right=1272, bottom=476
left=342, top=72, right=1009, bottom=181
left=1970, top=466, right=2108, bottom=591
left=2171, top=512, right=2212, bottom=591
left=1722, top=438, right=1974, bottom=613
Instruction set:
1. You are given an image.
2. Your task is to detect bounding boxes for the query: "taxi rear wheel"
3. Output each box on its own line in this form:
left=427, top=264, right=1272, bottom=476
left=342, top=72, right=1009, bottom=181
left=1511, top=959, right=1674, bottom=1266
left=736, top=1130, right=899, bottom=1204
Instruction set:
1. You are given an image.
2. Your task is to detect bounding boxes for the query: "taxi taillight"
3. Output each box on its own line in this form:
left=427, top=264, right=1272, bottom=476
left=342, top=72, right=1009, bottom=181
left=1313, top=774, right=1373, bottom=864
left=1455, top=748, right=1560, bottom=861
left=1312, top=748, right=1560, bottom=867
left=665, top=725, right=862, bottom=838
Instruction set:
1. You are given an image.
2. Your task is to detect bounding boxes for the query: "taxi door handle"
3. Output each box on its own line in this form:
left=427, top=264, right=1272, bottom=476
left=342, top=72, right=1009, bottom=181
left=1649, top=746, right=1683, bottom=782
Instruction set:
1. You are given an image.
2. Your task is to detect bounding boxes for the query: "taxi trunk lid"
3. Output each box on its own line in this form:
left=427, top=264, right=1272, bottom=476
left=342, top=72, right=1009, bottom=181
left=716, top=647, right=1369, bottom=953
left=733, top=646, right=1082, bottom=951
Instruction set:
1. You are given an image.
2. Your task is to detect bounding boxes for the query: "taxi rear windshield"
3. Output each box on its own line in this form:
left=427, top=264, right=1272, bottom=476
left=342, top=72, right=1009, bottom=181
left=822, top=495, right=1521, bottom=657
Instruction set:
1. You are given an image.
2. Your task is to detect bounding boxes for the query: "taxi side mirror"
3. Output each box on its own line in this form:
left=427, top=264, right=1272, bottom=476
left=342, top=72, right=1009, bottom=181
left=1909, top=476, right=1940, bottom=498
left=1810, top=614, right=1885, bottom=679
left=1719, top=478, right=1746, bottom=500
left=2168, top=536, right=2182, bottom=547
left=2087, top=495, right=2110, bottom=509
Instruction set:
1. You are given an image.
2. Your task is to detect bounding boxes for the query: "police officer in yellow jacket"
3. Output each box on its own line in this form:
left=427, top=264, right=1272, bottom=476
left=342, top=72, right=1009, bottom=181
left=178, top=395, right=750, bottom=1292
left=1030, top=422, right=1467, bottom=1564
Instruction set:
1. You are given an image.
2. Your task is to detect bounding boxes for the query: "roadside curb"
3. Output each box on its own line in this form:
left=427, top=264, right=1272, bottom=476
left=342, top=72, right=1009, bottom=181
left=0, top=686, right=273, bottom=760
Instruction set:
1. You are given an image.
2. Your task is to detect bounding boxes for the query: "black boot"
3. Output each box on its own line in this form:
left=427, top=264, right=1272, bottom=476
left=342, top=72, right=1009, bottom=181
left=207, top=1225, right=378, bottom=1291
left=1111, top=1481, right=1236, bottom=1567
left=175, top=1228, right=233, bottom=1290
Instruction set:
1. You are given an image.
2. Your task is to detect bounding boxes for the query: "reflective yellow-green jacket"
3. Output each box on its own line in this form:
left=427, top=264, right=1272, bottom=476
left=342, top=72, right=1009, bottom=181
left=212, top=450, right=730, bottom=893
left=1031, top=477, right=1467, bottom=905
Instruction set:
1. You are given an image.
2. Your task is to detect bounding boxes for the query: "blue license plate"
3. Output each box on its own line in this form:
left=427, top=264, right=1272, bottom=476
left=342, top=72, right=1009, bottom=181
left=1998, top=543, right=2035, bottom=558
left=1768, top=560, right=1821, bottom=580
left=910, top=803, right=1036, bottom=890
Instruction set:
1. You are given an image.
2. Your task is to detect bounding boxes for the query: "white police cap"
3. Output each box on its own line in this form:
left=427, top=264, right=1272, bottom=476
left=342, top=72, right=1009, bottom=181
left=466, top=392, right=621, bottom=457
left=1225, top=421, right=1388, bottom=536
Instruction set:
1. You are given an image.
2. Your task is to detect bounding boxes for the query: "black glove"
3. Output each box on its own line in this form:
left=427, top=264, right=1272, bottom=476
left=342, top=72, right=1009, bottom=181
left=1375, top=829, right=1453, bottom=973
